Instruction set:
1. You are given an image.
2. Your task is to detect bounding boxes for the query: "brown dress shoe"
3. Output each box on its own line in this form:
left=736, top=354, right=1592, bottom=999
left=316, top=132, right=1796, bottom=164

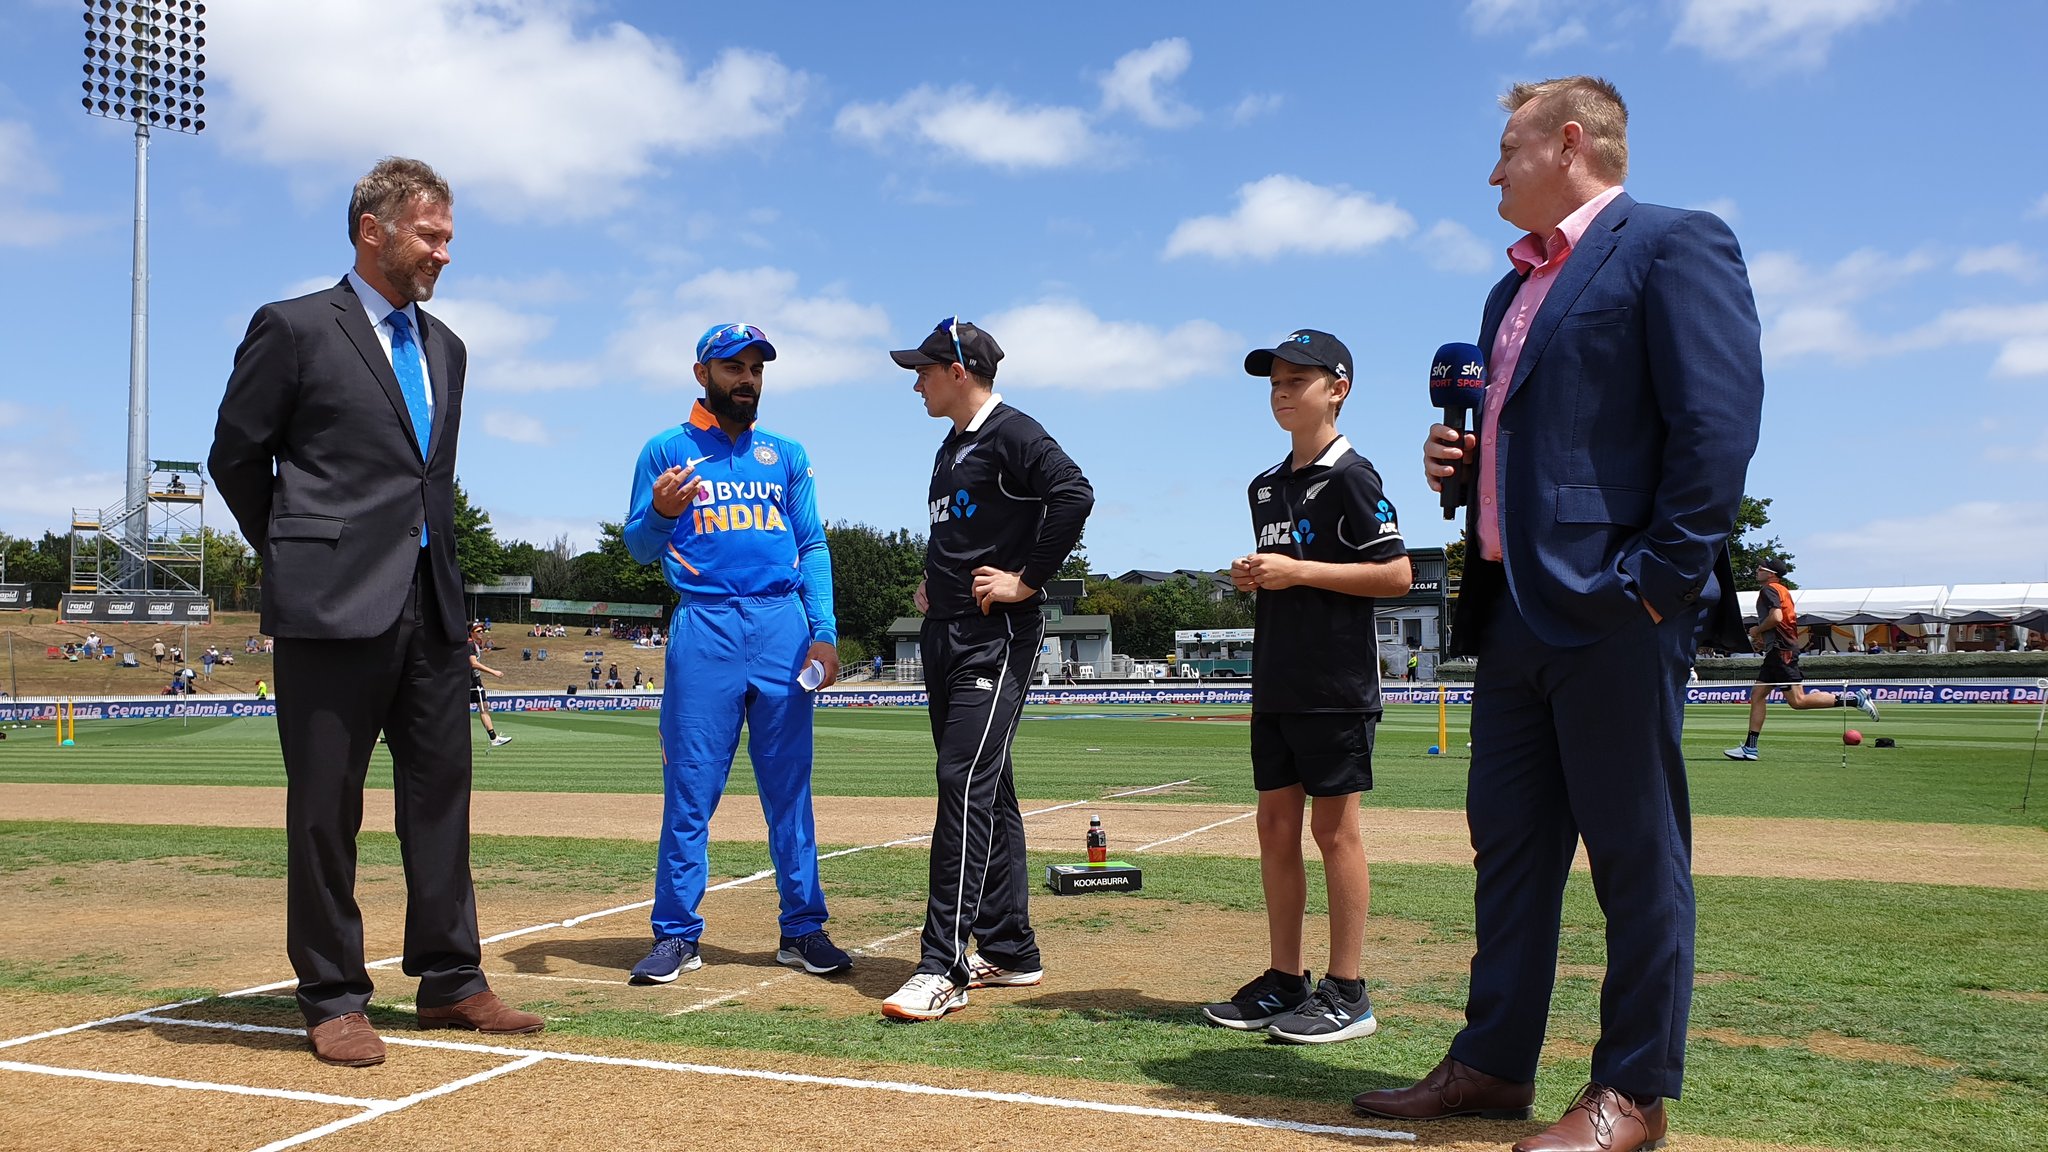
left=307, top=1012, right=386, bottom=1067
left=416, top=989, right=545, bottom=1034
left=1352, top=1054, right=1535, bottom=1121
left=1513, top=1083, right=1668, bottom=1152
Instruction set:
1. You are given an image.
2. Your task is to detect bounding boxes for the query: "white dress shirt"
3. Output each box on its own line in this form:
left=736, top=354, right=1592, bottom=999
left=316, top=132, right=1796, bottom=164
left=345, top=269, right=433, bottom=408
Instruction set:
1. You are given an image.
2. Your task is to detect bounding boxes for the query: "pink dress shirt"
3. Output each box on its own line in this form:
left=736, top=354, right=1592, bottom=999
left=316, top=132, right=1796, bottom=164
left=1476, top=185, right=1626, bottom=562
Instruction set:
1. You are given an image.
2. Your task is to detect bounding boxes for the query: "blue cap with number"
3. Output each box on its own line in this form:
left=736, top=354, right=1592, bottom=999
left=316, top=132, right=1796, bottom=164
left=695, top=322, right=778, bottom=364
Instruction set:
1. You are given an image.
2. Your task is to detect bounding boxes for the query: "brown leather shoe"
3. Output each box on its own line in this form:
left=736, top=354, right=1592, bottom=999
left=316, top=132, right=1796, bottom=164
left=416, top=989, right=545, bottom=1034
left=1513, top=1083, right=1667, bottom=1152
left=1352, top=1054, right=1535, bottom=1121
left=307, top=1012, right=386, bottom=1067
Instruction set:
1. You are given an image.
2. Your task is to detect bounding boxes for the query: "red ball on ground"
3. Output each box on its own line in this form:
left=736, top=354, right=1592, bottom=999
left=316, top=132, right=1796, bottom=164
left=1844, top=729, right=1863, bottom=746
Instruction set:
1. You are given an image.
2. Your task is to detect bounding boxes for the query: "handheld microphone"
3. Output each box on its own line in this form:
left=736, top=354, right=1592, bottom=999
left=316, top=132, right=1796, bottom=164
left=1429, top=342, right=1487, bottom=520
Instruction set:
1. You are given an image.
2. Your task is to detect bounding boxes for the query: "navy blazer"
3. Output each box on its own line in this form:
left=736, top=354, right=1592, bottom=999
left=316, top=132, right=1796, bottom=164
left=1451, top=193, right=1762, bottom=654
left=208, top=278, right=469, bottom=642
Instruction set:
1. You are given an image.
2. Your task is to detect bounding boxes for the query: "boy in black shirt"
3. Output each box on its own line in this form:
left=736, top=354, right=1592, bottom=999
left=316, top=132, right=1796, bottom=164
left=1201, top=330, right=1411, bottom=1045
left=881, top=317, right=1094, bottom=1021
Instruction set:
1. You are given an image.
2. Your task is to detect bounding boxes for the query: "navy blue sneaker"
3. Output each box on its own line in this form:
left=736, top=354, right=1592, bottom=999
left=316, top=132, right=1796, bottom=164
left=777, top=929, right=852, bottom=975
left=629, top=937, right=701, bottom=985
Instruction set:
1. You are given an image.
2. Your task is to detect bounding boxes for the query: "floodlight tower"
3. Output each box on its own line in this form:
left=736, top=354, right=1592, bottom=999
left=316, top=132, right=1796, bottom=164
left=79, top=0, right=205, bottom=585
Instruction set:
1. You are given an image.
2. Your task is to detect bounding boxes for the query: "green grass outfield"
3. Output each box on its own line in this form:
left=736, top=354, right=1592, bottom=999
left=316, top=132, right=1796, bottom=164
left=2, top=821, right=2044, bottom=1152
left=3, top=702, right=2044, bottom=828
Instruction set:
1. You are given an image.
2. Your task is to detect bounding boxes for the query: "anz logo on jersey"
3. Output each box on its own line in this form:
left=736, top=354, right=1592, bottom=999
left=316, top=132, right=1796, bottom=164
left=1257, top=519, right=1298, bottom=548
left=691, top=479, right=789, bottom=534
left=929, top=488, right=978, bottom=525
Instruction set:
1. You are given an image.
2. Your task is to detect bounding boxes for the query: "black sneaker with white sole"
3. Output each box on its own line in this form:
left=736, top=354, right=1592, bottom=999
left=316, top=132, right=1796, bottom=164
left=1266, top=976, right=1378, bottom=1044
left=1200, top=968, right=1313, bottom=1030
left=777, top=929, right=852, bottom=975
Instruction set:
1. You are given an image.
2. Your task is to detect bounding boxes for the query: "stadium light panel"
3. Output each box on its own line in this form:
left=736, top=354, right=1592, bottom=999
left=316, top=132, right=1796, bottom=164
left=79, top=0, right=205, bottom=134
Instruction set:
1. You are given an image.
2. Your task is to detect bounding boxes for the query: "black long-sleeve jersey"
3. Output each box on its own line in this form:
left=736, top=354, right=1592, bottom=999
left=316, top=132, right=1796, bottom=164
left=924, top=399, right=1093, bottom=620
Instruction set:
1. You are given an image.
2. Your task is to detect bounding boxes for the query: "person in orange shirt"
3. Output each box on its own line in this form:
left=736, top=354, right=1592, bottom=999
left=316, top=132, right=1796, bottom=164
left=1723, top=562, right=1879, bottom=760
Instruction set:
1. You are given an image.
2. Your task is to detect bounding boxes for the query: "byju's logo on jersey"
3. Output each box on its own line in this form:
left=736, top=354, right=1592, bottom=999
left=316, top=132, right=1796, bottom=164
left=929, top=488, right=978, bottom=524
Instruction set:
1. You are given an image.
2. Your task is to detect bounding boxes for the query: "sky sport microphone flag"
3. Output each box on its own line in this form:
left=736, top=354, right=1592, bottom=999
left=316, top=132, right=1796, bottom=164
left=1430, top=342, right=1486, bottom=520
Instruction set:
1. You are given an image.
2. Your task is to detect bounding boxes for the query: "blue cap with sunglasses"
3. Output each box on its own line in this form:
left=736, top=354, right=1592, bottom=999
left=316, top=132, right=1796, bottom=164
left=889, top=316, right=1003, bottom=378
left=696, top=322, right=778, bottom=365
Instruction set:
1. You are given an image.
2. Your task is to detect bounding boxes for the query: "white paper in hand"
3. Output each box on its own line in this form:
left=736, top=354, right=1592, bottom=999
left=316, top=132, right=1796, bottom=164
left=798, top=659, right=826, bottom=691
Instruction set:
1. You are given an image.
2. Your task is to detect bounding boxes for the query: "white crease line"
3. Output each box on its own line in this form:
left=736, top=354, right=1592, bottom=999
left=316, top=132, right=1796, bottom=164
left=668, top=925, right=924, bottom=1016
left=137, top=1016, right=1414, bottom=1143
left=1133, top=810, right=1257, bottom=853
left=0, top=996, right=211, bottom=1052
left=244, top=1054, right=546, bottom=1152
left=0, top=1058, right=382, bottom=1108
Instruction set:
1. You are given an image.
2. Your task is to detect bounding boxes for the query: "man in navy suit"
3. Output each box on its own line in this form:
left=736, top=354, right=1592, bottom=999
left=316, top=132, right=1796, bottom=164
left=210, top=158, right=543, bottom=1067
left=1353, top=77, right=1762, bottom=1152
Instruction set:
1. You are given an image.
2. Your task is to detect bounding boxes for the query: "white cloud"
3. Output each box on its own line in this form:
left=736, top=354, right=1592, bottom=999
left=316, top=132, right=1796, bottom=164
left=1688, top=197, right=1741, bottom=224
left=1756, top=247, right=2048, bottom=374
left=1229, top=93, right=1285, bottom=125
left=426, top=296, right=600, bottom=393
left=1955, top=244, right=2039, bottom=281
left=1098, top=38, right=1197, bottom=128
left=489, top=513, right=591, bottom=553
left=1529, top=19, right=1590, bottom=53
left=1896, top=301, right=2048, bottom=377
left=835, top=85, right=1100, bottom=170
left=0, top=119, right=99, bottom=248
left=611, top=267, right=891, bottom=391
left=0, top=447, right=122, bottom=537
left=1466, top=0, right=1542, bottom=33
left=209, top=1, right=805, bottom=216
left=1671, top=0, right=1906, bottom=65
left=976, top=300, right=1238, bottom=391
left=481, top=410, right=552, bottom=446
left=1418, top=219, right=1498, bottom=275
left=1164, top=175, right=1415, bottom=262
left=1798, top=501, right=2048, bottom=586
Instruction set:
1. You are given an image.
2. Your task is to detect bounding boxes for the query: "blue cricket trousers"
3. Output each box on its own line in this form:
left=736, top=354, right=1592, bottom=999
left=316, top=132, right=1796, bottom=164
left=653, top=592, right=827, bottom=943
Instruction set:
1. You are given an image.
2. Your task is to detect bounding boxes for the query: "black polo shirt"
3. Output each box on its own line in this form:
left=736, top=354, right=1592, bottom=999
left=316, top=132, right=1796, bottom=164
left=1246, top=435, right=1406, bottom=713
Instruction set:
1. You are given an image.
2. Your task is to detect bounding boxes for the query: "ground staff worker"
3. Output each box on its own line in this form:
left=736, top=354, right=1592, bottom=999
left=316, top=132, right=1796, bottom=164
left=622, top=323, right=851, bottom=985
left=881, top=318, right=1093, bottom=1022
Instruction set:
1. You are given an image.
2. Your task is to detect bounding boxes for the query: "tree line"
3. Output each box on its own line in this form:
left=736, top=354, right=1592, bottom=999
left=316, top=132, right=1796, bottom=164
left=4, top=485, right=1796, bottom=658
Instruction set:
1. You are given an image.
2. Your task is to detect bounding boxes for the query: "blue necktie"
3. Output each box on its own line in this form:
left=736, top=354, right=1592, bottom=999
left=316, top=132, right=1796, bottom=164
left=388, top=309, right=432, bottom=547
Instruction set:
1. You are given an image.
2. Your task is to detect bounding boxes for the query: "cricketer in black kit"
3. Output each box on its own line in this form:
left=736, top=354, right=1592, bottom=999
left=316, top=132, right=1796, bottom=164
left=881, top=318, right=1094, bottom=1021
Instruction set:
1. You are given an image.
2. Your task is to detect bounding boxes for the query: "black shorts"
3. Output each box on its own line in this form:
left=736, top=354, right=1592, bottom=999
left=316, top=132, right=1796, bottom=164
left=1757, top=649, right=1803, bottom=685
left=1250, top=712, right=1376, bottom=796
left=470, top=679, right=488, bottom=703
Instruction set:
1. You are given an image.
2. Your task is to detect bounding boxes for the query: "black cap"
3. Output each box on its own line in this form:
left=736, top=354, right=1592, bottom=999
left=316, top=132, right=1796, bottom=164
left=891, top=317, right=1004, bottom=379
left=1245, top=329, right=1352, bottom=381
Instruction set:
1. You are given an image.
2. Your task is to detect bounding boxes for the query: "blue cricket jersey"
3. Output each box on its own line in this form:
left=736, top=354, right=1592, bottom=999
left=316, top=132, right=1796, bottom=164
left=624, top=401, right=836, bottom=644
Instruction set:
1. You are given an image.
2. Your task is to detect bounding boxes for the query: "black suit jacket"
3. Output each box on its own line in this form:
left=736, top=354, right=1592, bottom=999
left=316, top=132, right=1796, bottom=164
left=208, top=278, right=468, bottom=642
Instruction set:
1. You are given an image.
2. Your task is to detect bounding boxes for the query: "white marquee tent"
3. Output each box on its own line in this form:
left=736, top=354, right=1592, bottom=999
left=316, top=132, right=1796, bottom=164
left=1941, top=583, right=2048, bottom=626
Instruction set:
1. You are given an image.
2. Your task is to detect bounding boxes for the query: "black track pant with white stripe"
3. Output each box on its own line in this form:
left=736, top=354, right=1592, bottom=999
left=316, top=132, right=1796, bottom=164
left=915, top=610, right=1044, bottom=986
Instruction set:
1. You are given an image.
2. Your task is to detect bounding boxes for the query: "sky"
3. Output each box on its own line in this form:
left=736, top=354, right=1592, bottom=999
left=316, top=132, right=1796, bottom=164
left=1, top=0, right=2044, bottom=591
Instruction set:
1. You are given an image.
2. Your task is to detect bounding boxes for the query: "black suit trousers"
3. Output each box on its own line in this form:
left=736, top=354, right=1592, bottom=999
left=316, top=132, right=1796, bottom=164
left=273, top=554, right=486, bottom=1025
left=1449, top=584, right=1698, bottom=1101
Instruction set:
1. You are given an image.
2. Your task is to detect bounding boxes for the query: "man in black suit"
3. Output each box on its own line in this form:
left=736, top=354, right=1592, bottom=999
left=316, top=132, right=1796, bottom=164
left=208, top=157, right=542, bottom=1067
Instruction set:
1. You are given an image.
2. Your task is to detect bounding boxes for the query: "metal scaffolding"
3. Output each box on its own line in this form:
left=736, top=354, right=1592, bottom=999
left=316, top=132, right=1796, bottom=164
left=70, top=459, right=205, bottom=595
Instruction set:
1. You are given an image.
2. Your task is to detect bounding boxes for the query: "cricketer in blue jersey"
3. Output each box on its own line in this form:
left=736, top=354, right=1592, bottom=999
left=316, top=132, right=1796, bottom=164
left=621, top=322, right=851, bottom=984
